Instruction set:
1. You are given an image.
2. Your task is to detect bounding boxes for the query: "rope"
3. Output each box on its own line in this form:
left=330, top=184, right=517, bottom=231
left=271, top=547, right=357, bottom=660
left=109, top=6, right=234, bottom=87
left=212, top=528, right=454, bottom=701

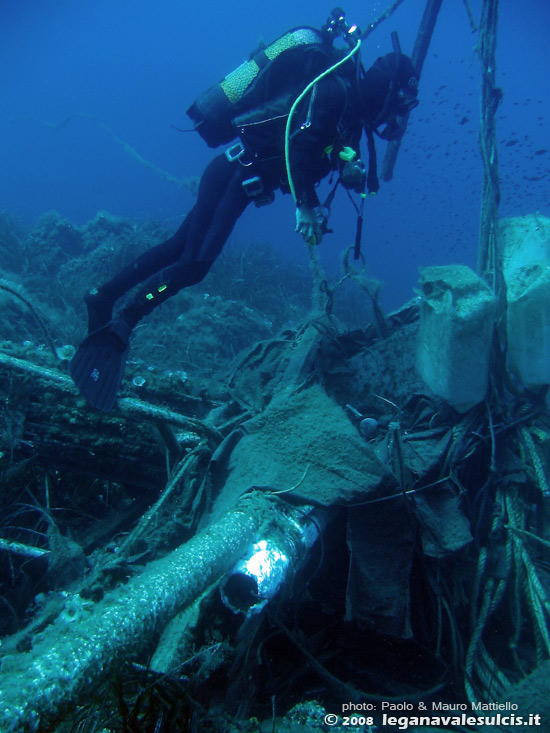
left=506, top=490, right=550, bottom=661
left=462, top=0, right=478, bottom=32
left=42, top=114, right=196, bottom=192
left=466, top=491, right=512, bottom=702
left=519, top=426, right=550, bottom=497
left=0, top=280, right=58, bottom=360
left=361, top=0, right=408, bottom=40
left=477, top=0, right=502, bottom=284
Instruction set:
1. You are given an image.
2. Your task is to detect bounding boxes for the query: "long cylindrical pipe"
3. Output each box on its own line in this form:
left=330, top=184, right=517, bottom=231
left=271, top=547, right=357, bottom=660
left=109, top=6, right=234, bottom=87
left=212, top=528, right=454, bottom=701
left=0, top=494, right=275, bottom=731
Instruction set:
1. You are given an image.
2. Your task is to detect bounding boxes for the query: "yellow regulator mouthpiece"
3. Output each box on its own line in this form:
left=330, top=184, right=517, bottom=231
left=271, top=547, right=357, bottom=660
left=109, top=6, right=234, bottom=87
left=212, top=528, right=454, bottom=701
left=339, top=146, right=357, bottom=161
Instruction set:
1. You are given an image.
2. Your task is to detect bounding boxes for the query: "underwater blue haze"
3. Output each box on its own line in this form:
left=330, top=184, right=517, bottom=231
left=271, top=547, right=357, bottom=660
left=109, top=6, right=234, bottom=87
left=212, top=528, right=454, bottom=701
left=1, top=0, right=548, bottom=310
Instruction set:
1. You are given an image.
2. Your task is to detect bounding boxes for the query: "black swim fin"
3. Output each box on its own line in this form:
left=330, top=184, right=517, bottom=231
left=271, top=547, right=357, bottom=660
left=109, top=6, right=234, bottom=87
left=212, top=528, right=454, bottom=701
left=69, top=319, right=131, bottom=412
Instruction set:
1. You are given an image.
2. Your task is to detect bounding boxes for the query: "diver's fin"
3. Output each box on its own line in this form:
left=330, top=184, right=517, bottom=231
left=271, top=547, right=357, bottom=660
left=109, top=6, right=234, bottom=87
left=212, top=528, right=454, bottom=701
left=69, top=319, right=131, bottom=412
left=84, top=290, right=114, bottom=334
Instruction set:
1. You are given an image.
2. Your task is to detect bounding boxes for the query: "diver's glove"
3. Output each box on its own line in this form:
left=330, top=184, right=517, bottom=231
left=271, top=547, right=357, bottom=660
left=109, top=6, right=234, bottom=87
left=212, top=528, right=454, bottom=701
left=295, top=204, right=323, bottom=246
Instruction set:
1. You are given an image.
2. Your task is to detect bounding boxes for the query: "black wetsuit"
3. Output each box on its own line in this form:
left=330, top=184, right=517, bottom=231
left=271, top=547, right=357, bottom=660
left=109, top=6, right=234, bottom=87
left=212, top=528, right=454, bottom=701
left=97, top=153, right=251, bottom=329
left=91, top=72, right=362, bottom=330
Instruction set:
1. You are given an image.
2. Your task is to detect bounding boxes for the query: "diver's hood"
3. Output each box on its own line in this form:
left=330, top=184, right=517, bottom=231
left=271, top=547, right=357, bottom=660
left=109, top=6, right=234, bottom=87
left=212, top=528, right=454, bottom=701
left=359, top=52, right=419, bottom=137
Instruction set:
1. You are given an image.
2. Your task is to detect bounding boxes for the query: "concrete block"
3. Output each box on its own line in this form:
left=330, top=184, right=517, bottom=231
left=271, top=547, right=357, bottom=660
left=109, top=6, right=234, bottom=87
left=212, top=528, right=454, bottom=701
left=415, top=265, right=496, bottom=413
left=499, top=215, right=550, bottom=388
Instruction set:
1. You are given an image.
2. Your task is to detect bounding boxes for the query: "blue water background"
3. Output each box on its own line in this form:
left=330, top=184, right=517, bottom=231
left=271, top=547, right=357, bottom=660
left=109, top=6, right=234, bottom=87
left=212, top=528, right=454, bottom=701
left=1, top=0, right=548, bottom=310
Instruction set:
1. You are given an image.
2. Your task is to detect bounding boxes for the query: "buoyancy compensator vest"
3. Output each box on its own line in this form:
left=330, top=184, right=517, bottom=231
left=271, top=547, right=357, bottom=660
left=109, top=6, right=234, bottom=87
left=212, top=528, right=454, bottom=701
left=187, top=27, right=333, bottom=148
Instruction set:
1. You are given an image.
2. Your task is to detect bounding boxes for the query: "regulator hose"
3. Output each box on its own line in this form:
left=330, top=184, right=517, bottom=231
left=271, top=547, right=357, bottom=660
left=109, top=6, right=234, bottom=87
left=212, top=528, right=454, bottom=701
left=284, top=39, right=362, bottom=204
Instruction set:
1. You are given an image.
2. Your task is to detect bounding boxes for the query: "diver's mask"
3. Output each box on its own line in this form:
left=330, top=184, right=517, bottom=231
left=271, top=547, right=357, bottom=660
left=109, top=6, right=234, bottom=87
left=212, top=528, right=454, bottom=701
left=379, top=115, right=405, bottom=141
left=398, top=88, right=420, bottom=114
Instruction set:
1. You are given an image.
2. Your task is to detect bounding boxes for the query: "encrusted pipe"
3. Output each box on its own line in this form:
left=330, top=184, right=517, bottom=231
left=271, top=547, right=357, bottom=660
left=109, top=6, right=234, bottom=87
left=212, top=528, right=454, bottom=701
left=0, top=493, right=274, bottom=731
left=221, top=507, right=330, bottom=615
left=0, top=538, right=49, bottom=559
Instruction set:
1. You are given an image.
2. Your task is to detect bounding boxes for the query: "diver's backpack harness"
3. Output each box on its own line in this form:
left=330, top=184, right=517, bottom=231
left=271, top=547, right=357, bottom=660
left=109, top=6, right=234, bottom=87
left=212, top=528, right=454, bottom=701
left=186, top=10, right=417, bottom=258
left=187, top=11, right=367, bottom=215
left=187, top=26, right=332, bottom=149
left=187, top=24, right=340, bottom=210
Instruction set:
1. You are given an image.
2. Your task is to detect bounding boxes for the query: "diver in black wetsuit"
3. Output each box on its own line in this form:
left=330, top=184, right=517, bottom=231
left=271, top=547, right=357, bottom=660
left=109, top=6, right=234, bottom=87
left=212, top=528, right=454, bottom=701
left=70, top=40, right=419, bottom=411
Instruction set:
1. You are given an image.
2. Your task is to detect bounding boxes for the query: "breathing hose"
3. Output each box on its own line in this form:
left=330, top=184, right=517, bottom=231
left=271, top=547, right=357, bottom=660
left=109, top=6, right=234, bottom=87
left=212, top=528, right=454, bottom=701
left=284, top=38, right=362, bottom=204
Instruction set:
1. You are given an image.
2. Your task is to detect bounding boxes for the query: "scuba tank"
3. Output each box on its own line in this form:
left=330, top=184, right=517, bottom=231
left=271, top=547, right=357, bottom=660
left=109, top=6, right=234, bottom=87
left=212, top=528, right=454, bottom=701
left=187, top=27, right=330, bottom=148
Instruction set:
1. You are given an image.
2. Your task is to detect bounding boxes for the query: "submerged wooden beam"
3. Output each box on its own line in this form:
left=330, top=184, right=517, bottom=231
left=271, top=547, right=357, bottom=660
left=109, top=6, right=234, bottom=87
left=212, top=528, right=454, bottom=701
left=0, top=351, right=216, bottom=490
left=381, top=0, right=444, bottom=181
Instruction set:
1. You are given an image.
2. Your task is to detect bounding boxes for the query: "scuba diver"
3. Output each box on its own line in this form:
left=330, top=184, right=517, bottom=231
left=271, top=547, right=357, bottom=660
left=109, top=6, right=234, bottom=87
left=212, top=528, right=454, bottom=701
left=70, top=9, right=419, bottom=411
